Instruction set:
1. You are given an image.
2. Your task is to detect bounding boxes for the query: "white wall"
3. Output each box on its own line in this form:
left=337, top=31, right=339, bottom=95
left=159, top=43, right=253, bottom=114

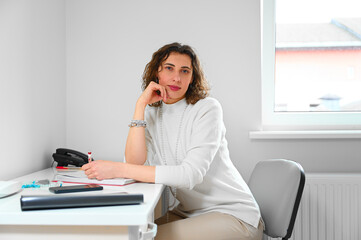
left=66, top=0, right=361, bottom=180
left=0, top=0, right=66, bottom=180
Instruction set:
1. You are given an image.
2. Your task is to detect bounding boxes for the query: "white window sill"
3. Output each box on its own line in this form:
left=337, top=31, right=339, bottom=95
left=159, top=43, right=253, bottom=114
left=249, top=130, right=361, bottom=139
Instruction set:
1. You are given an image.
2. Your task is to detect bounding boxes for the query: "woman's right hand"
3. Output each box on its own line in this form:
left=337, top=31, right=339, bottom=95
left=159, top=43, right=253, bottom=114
left=126, top=81, right=166, bottom=165
left=137, top=81, right=167, bottom=107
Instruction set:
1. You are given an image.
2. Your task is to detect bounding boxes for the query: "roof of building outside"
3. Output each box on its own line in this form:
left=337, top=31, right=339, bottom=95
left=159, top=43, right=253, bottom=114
left=276, top=18, right=361, bottom=49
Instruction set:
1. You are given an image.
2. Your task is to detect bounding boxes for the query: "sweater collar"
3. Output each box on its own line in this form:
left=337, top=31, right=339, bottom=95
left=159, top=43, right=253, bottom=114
left=161, top=98, right=187, bottom=111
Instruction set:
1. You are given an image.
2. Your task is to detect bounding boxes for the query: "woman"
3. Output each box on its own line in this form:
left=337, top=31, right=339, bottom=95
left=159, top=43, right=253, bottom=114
left=82, top=42, right=263, bottom=240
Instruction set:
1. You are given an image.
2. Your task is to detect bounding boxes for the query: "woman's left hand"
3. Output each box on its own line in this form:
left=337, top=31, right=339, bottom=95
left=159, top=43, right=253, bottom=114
left=81, top=160, right=122, bottom=180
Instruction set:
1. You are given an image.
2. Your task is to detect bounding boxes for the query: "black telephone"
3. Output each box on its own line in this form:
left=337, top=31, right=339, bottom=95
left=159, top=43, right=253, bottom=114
left=52, top=148, right=93, bottom=167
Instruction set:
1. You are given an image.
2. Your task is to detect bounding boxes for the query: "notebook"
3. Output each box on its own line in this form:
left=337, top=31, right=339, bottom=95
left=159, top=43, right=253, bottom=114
left=53, top=168, right=135, bottom=186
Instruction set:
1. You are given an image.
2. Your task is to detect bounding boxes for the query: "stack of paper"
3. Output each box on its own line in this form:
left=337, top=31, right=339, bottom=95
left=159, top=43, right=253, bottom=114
left=53, top=168, right=135, bottom=186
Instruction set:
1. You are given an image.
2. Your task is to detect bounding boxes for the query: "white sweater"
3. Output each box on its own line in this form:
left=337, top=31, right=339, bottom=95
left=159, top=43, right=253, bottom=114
left=144, top=97, right=261, bottom=228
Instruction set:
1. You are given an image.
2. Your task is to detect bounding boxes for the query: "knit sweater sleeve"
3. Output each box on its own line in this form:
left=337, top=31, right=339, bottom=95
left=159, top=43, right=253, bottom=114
left=144, top=127, right=154, bottom=166
left=144, top=106, right=157, bottom=166
left=155, top=98, right=224, bottom=189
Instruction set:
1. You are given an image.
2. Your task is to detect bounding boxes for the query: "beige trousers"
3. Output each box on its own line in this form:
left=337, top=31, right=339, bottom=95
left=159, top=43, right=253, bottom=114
left=155, top=211, right=263, bottom=240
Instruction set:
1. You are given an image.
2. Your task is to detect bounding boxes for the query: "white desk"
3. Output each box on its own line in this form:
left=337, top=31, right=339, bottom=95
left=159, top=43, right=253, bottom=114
left=0, top=168, right=164, bottom=240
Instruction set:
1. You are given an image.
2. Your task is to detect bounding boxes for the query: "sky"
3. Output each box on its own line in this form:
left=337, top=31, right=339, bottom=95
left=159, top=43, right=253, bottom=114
left=276, top=0, right=361, bottom=24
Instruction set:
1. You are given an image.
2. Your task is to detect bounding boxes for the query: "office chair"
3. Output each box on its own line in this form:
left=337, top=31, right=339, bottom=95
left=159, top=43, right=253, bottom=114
left=248, top=159, right=305, bottom=240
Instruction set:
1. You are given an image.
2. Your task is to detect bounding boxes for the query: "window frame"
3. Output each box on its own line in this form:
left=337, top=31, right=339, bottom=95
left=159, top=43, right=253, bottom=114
left=261, top=0, right=361, bottom=131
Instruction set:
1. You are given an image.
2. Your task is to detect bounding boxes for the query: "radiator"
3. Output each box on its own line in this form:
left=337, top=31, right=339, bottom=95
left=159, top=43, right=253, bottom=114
left=264, top=173, right=361, bottom=240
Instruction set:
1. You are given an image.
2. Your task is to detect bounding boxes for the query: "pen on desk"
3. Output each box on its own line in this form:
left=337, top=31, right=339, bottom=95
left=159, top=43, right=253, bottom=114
left=88, top=151, right=92, bottom=163
left=56, top=166, right=67, bottom=169
left=56, top=166, right=81, bottom=170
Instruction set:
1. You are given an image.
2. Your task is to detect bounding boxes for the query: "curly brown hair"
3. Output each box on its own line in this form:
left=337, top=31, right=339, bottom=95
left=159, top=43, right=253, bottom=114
left=142, top=42, right=210, bottom=107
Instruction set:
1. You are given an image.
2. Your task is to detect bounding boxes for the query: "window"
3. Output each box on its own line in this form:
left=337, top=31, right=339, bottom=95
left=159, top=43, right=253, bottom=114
left=261, top=0, right=361, bottom=130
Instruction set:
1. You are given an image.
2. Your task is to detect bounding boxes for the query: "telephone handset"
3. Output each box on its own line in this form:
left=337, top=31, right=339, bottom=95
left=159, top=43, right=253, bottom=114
left=52, top=148, right=93, bottom=167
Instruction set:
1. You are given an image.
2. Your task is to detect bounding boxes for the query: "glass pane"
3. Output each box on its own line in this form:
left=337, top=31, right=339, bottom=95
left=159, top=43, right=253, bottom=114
left=275, top=0, right=361, bottom=112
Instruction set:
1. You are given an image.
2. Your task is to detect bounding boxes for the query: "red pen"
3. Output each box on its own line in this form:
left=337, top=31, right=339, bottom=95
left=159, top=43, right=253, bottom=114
left=56, top=166, right=81, bottom=170
left=88, top=152, right=92, bottom=163
left=56, top=166, right=68, bottom=169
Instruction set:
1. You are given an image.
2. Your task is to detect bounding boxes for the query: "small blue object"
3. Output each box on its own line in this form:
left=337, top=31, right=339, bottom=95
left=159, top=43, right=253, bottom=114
left=22, top=181, right=41, bottom=189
